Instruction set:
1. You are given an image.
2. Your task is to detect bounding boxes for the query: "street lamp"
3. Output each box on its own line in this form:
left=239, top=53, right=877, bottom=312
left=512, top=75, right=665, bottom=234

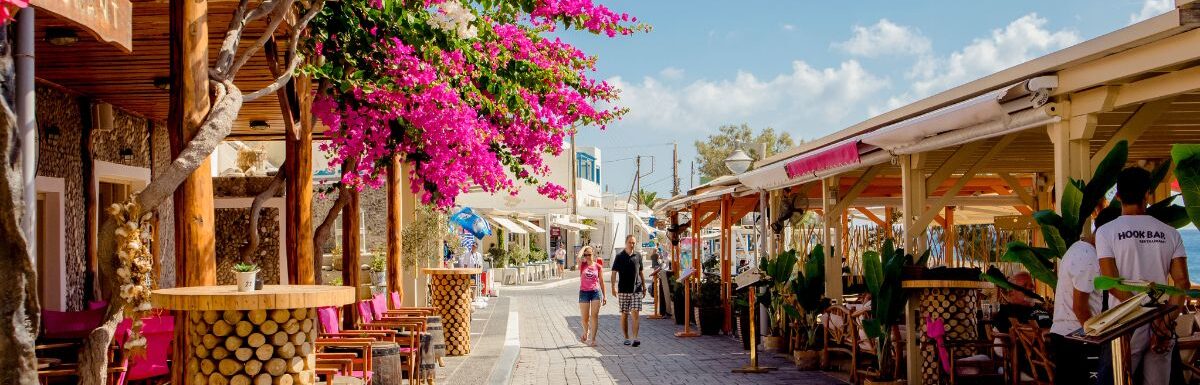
left=724, top=142, right=754, bottom=175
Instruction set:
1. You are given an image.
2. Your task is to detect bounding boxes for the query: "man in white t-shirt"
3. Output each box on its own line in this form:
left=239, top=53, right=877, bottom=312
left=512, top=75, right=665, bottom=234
left=1096, top=167, right=1190, bottom=385
left=1049, top=204, right=1112, bottom=384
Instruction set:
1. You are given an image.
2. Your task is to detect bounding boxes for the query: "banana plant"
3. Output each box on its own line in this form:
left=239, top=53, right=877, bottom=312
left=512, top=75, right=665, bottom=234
left=758, top=249, right=798, bottom=333
left=1093, top=276, right=1200, bottom=302
left=790, top=245, right=827, bottom=351
left=862, top=239, right=928, bottom=381
left=1172, top=144, right=1200, bottom=227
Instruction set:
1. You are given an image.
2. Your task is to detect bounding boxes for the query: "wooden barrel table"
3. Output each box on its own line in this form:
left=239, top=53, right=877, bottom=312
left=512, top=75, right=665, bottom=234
left=902, top=280, right=988, bottom=385
left=423, top=268, right=480, bottom=356
left=153, top=285, right=355, bottom=385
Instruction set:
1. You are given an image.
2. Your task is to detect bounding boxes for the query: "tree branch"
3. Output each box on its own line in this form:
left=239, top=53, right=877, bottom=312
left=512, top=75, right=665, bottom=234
left=240, top=162, right=287, bottom=264
left=242, top=0, right=323, bottom=102
left=244, top=56, right=301, bottom=102
left=313, top=185, right=350, bottom=256
left=229, top=0, right=296, bottom=77
left=212, top=0, right=253, bottom=78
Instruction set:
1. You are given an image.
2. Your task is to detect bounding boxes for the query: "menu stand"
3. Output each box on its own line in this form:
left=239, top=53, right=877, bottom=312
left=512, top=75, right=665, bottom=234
left=1064, top=304, right=1178, bottom=385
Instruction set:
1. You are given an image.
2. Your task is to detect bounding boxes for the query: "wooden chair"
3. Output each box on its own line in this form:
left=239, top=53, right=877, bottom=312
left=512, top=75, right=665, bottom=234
left=1008, top=318, right=1053, bottom=385
left=925, top=317, right=1007, bottom=385
left=315, top=306, right=395, bottom=385
left=36, top=343, right=128, bottom=385
left=357, top=300, right=426, bottom=384
left=849, top=312, right=904, bottom=385
left=822, top=305, right=857, bottom=378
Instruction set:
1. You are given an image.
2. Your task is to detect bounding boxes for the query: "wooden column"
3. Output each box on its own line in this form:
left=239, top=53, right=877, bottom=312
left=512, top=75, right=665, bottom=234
left=168, top=0, right=214, bottom=287
left=884, top=207, right=895, bottom=239
left=386, top=155, right=404, bottom=307
left=821, top=177, right=842, bottom=304
left=720, top=196, right=732, bottom=334
left=944, top=206, right=955, bottom=267
left=899, top=153, right=927, bottom=385
left=341, top=167, right=362, bottom=330
left=400, top=162, right=423, bottom=307
left=168, top=0, right=211, bottom=383
left=286, top=75, right=316, bottom=285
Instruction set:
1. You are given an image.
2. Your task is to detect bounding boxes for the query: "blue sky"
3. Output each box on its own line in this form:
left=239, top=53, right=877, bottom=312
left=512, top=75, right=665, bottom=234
left=558, top=0, right=1175, bottom=198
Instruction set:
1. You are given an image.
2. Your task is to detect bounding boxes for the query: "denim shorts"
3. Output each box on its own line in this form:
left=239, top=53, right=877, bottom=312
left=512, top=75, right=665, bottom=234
left=578, top=290, right=602, bottom=303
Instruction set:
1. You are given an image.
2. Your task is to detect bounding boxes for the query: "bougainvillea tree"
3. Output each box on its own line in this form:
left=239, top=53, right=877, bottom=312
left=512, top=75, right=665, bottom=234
left=303, top=0, right=645, bottom=209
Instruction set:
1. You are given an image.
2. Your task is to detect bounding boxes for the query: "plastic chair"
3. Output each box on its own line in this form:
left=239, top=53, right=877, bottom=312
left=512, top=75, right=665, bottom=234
left=41, top=307, right=108, bottom=340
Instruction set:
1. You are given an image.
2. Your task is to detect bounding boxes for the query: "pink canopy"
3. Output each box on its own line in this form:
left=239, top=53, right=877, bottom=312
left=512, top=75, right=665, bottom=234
left=784, top=140, right=863, bottom=179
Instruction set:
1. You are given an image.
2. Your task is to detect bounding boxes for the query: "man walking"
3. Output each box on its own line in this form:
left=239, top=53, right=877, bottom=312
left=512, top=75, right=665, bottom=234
left=1097, top=167, right=1190, bottom=385
left=611, top=234, right=646, bottom=347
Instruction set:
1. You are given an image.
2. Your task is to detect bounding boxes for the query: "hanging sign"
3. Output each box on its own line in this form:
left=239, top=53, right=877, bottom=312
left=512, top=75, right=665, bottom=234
left=32, top=0, right=133, bottom=53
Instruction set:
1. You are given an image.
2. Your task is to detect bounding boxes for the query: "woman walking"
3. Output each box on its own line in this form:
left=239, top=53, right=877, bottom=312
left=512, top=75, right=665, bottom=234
left=577, top=246, right=606, bottom=346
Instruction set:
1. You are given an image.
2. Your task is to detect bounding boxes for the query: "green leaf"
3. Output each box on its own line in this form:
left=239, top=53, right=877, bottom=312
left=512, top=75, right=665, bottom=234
left=863, top=250, right=882, bottom=300
left=1061, top=179, right=1084, bottom=237
left=980, top=266, right=1046, bottom=303
left=863, top=319, right=884, bottom=340
left=1039, top=221, right=1068, bottom=258
left=1149, top=161, right=1172, bottom=191
left=1172, top=144, right=1200, bottom=228
left=1093, top=276, right=1200, bottom=298
left=1000, top=241, right=1058, bottom=287
left=1147, top=195, right=1190, bottom=228
left=1083, top=140, right=1128, bottom=230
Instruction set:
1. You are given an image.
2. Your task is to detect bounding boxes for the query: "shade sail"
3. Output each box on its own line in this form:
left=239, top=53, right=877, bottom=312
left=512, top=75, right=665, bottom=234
left=487, top=215, right=528, bottom=234
left=514, top=218, right=547, bottom=233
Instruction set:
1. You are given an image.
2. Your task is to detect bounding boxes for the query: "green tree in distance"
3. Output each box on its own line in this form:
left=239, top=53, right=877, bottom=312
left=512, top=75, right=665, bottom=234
left=636, top=189, right=657, bottom=208
left=694, top=124, right=795, bottom=180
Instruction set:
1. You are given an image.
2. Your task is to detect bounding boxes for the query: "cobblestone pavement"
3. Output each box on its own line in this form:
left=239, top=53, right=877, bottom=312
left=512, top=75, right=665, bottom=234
left=507, top=273, right=845, bottom=385
left=438, top=293, right=509, bottom=384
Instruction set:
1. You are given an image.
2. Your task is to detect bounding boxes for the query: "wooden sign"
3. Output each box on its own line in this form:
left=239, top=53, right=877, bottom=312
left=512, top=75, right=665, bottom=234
left=994, top=215, right=1034, bottom=231
left=734, top=267, right=765, bottom=290
left=31, top=0, right=133, bottom=52
left=676, top=268, right=696, bottom=283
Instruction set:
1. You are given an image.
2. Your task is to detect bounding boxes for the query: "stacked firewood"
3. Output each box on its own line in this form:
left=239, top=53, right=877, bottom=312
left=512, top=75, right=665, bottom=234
left=187, top=308, right=318, bottom=385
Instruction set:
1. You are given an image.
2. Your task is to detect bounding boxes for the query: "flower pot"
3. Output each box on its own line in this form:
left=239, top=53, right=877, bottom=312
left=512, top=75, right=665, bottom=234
left=762, top=335, right=783, bottom=352
left=371, top=271, right=387, bottom=286
left=236, top=270, right=258, bottom=292
left=793, top=350, right=820, bottom=371
left=698, top=307, right=723, bottom=335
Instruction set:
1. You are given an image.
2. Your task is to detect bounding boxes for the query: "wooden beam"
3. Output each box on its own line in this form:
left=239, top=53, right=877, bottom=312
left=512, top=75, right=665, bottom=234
left=341, top=165, right=362, bottom=331
left=1089, top=98, right=1173, bottom=170
left=1056, top=26, right=1200, bottom=95
left=912, top=134, right=1017, bottom=232
left=856, top=207, right=887, bottom=227
left=926, top=140, right=985, bottom=192
left=945, top=207, right=956, bottom=267
left=988, top=184, right=1033, bottom=215
left=386, top=155, right=404, bottom=307
left=720, top=196, right=732, bottom=334
left=802, top=195, right=1025, bottom=208
left=883, top=207, right=895, bottom=239
left=1072, top=65, right=1200, bottom=116
left=831, top=164, right=885, bottom=215
left=997, top=173, right=1035, bottom=206
left=933, top=215, right=946, bottom=228
left=169, top=0, right=214, bottom=287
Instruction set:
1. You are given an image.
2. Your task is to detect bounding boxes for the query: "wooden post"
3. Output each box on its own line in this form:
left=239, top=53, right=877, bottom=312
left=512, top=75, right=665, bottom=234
left=720, top=195, right=732, bottom=335
left=400, top=162, right=423, bottom=307
left=944, top=206, right=955, bottom=267
left=286, top=75, right=316, bottom=285
left=168, top=0, right=214, bottom=288
left=676, top=204, right=700, bottom=338
left=341, top=165, right=362, bottom=331
left=883, top=207, right=895, bottom=239
left=900, top=153, right=927, bottom=385
left=168, top=0, right=211, bottom=383
left=821, top=177, right=842, bottom=304
left=386, top=155, right=404, bottom=307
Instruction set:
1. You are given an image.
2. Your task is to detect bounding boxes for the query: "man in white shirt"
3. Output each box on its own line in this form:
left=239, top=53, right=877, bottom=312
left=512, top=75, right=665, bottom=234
left=1097, top=167, right=1190, bottom=385
left=1049, top=205, right=1112, bottom=384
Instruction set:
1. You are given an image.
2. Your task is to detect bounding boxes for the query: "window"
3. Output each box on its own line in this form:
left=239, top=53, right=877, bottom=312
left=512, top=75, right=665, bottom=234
left=99, top=181, right=132, bottom=212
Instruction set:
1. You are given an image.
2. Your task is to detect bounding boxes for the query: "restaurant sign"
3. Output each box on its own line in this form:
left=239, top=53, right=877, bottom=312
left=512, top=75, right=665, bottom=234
left=31, top=0, right=132, bottom=53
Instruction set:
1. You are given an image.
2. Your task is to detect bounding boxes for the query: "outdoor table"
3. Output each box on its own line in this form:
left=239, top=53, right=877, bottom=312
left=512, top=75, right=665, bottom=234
left=423, top=268, right=482, bottom=356
left=902, top=279, right=989, bottom=384
left=152, top=285, right=355, bottom=385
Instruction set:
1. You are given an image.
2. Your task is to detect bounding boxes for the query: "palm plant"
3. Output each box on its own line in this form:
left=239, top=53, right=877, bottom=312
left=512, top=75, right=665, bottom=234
left=637, top=189, right=657, bottom=209
left=758, top=249, right=798, bottom=334
left=863, top=239, right=929, bottom=381
left=790, top=245, right=827, bottom=351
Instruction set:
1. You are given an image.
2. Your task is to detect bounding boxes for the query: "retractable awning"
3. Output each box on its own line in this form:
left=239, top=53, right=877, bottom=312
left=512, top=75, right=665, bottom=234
left=514, top=218, right=546, bottom=233
left=487, top=216, right=528, bottom=234
left=554, top=220, right=596, bottom=232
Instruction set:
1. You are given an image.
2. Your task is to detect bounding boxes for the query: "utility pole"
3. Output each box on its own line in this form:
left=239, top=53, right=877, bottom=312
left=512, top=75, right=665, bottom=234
left=690, top=161, right=695, bottom=190
left=626, top=155, right=641, bottom=209
left=672, top=142, right=680, bottom=196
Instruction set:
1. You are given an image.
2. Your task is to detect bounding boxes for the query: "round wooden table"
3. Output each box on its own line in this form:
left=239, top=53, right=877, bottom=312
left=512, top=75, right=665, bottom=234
left=423, top=268, right=481, bottom=356
left=902, top=279, right=990, bottom=384
left=153, top=285, right=355, bottom=385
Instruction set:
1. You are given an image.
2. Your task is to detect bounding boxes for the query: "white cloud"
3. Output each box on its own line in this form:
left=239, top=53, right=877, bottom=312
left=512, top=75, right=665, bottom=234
left=782, top=24, right=796, bottom=31
left=1130, top=0, right=1173, bottom=24
left=887, top=13, right=1079, bottom=107
left=659, top=67, right=685, bottom=80
left=608, top=61, right=889, bottom=136
left=834, top=19, right=931, bottom=57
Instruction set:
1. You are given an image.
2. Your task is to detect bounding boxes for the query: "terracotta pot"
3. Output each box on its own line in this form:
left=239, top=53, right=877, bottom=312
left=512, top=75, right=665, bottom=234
left=762, top=336, right=783, bottom=352
left=793, top=350, right=820, bottom=371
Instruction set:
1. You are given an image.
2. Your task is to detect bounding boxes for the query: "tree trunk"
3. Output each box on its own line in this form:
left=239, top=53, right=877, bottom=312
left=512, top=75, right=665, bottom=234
left=240, top=162, right=286, bottom=264
left=0, top=56, right=38, bottom=385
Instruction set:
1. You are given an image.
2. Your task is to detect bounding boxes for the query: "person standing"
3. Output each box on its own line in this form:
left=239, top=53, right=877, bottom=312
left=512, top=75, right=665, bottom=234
left=577, top=246, right=606, bottom=347
left=1049, top=203, right=1112, bottom=385
left=611, top=234, right=646, bottom=347
left=1097, top=167, right=1190, bottom=385
left=555, top=247, right=567, bottom=275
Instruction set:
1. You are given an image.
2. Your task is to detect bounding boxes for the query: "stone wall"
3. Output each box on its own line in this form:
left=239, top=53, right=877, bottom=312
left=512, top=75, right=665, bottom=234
left=36, top=85, right=86, bottom=310
left=311, top=186, right=388, bottom=254
left=151, top=122, right=176, bottom=288
left=93, top=109, right=151, bottom=168
left=214, top=207, right=282, bottom=285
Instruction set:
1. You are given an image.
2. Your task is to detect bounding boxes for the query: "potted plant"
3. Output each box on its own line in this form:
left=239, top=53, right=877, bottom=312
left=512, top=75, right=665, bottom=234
left=758, top=249, right=799, bottom=352
left=367, top=253, right=387, bottom=286
left=487, top=245, right=508, bottom=268
left=862, top=239, right=929, bottom=384
left=693, top=257, right=723, bottom=335
left=508, top=245, right=529, bottom=267
left=233, top=262, right=260, bottom=292
left=790, top=245, right=827, bottom=370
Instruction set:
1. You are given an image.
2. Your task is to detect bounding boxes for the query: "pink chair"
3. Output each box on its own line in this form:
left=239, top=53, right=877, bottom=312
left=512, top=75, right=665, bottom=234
left=114, top=313, right=174, bottom=384
left=315, top=306, right=391, bottom=384
left=41, top=307, right=108, bottom=340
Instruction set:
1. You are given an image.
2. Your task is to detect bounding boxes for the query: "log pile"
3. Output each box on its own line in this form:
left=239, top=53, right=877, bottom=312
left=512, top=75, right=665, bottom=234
left=187, top=308, right=318, bottom=385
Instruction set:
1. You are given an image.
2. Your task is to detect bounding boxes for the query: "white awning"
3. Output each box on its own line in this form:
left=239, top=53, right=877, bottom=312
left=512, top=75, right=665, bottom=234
left=487, top=216, right=527, bottom=234
left=627, top=211, right=659, bottom=236
left=554, top=220, right=596, bottom=232
left=514, top=218, right=546, bottom=233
